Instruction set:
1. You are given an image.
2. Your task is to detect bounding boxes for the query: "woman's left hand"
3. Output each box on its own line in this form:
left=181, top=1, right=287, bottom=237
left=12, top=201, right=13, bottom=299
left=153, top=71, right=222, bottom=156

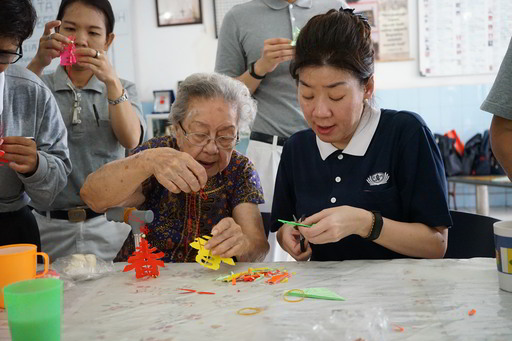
left=75, top=47, right=118, bottom=85
left=204, top=217, right=248, bottom=259
left=300, top=206, right=373, bottom=244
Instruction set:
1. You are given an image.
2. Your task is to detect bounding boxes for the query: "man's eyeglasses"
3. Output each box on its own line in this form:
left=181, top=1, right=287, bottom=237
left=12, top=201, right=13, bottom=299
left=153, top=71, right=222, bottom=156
left=178, top=121, right=239, bottom=149
left=0, top=46, right=23, bottom=65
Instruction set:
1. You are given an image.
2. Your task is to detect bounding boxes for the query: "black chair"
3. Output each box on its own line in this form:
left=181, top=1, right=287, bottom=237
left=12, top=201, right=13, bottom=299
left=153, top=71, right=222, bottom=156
left=261, top=212, right=271, bottom=238
left=444, top=210, right=499, bottom=258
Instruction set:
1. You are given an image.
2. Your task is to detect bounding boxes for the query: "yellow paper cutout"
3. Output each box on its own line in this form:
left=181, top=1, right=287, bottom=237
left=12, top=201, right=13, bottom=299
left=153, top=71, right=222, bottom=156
left=190, top=235, right=235, bottom=270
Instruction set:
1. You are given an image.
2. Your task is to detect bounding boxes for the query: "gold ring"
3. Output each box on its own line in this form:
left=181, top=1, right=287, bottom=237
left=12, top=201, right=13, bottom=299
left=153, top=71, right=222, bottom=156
left=236, top=307, right=263, bottom=316
left=283, top=289, right=305, bottom=302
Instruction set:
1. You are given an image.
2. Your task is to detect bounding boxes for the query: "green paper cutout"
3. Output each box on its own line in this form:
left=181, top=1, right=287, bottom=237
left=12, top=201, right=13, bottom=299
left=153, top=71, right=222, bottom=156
left=290, top=27, right=301, bottom=46
left=278, top=219, right=313, bottom=228
left=286, top=288, right=345, bottom=301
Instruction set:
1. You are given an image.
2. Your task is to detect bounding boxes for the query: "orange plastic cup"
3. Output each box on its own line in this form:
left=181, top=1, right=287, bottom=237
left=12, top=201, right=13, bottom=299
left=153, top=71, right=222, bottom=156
left=0, top=244, right=49, bottom=308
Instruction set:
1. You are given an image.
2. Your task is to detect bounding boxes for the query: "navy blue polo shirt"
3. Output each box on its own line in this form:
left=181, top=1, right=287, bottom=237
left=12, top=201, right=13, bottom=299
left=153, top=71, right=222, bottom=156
left=270, top=107, right=452, bottom=261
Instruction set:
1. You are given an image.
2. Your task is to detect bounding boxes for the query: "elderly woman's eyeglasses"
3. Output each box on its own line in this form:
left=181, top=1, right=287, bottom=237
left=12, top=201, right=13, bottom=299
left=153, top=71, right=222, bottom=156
left=0, top=46, right=23, bottom=65
left=178, top=122, right=239, bottom=149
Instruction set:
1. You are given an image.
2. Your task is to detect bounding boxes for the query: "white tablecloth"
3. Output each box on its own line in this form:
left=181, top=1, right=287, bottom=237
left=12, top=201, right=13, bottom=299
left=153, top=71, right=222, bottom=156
left=1, top=258, right=511, bottom=340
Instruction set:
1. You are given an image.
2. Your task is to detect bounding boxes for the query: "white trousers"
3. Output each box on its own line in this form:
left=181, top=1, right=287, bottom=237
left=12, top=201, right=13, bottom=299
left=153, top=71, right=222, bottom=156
left=246, top=138, right=290, bottom=262
left=34, top=211, right=130, bottom=262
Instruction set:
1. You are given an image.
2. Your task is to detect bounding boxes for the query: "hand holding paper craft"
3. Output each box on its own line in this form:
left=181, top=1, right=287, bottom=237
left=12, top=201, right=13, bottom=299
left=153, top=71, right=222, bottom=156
left=277, top=218, right=312, bottom=261
left=74, top=46, right=116, bottom=85
left=190, top=235, right=235, bottom=270
left=204, top=217, right=249, bottom=259
left=144, top=147, right=207, bottom=194
left=31, top=20, right=73, bottom=70
left=0, top=136, right=38, bottom=174
left=301, top=206, right=372, bottom=244
left=256, top=38, right=295, bottom=75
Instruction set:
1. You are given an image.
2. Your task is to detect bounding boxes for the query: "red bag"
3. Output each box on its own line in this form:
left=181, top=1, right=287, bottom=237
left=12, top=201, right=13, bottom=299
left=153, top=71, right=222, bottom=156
left=444, top=129, right=464, bottom=157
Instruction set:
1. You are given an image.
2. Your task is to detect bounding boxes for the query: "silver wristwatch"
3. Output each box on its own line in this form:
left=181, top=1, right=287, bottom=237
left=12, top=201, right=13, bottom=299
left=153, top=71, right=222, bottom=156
left=108, top=88, right=129, bottom=105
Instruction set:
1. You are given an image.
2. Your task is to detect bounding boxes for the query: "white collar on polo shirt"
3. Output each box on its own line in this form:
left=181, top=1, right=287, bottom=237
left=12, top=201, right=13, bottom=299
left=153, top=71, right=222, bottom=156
left=263, top=0, right=312, bottom=10
left=0, top=72, right=4, bottom=117
left=316, top=104, right=381, bottom=160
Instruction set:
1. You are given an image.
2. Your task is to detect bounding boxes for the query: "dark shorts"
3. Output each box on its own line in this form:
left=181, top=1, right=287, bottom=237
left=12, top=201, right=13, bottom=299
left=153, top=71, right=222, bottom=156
left=0, top=206, right=41, bottom=251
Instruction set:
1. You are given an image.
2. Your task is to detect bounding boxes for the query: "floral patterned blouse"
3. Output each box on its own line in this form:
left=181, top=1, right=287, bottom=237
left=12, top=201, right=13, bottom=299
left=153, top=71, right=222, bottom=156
left=115, top=136, right=264, bottom=263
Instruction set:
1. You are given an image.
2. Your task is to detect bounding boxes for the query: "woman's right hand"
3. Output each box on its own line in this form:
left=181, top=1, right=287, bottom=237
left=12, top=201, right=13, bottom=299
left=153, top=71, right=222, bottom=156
left=143, top=148, right=207, bottom=193
left=276, top=223, right=312, bottom=261
left=256, top=38, right=295, bottom=76
left=28, top=21, right=72, bottom=75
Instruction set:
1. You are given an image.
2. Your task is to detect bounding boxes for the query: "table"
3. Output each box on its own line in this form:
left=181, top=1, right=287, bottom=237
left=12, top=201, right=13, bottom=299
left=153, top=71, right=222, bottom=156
left=1, top=258, right=511, bottom=340
left=145, top=113, right=170, bottom=140
left=447, top=175, right=512, bottom=215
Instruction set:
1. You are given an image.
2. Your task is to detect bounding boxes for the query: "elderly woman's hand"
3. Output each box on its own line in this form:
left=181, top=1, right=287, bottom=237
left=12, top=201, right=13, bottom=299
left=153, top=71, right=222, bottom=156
left=204, top=217, right=249, bottom=259
left=144, top=147, right=207, bottom=193
left=276, top=224, right=312, bottom=261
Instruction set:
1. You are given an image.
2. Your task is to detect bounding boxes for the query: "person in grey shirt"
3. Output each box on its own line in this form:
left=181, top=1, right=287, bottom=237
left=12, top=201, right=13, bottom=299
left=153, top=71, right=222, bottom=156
left=482, top=38, right=512, bottom=179
left=26, top=0, right=146, bottom=261
left=215, top=0, right=346, bottom=261
left=0, top=0, right=71, bottom=250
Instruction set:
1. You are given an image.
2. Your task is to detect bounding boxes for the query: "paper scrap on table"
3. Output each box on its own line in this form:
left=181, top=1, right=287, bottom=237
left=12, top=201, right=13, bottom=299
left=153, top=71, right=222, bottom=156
left=285, top=288, right=345, bottom=301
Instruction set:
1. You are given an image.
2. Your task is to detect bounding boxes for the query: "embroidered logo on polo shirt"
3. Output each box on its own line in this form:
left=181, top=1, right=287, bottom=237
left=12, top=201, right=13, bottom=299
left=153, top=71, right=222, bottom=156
left=366, top=172, right=389, bottom=186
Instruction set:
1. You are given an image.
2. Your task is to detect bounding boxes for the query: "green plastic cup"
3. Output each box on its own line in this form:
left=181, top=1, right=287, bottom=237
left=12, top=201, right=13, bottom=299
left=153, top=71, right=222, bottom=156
left=4, top=278, right=63, bottom=341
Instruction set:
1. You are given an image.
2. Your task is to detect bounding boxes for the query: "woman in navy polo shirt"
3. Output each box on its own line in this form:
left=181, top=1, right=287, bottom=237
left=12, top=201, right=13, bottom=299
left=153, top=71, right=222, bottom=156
left=271, top=8, right=452, bottom=261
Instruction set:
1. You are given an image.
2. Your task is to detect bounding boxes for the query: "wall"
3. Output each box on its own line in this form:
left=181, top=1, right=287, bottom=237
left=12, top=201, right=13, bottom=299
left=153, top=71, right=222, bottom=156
left=131, top=0, right=499, bottom=102
left=375, top=0, right=500, bottom=90
left=132, top=0, right=217, bottom=101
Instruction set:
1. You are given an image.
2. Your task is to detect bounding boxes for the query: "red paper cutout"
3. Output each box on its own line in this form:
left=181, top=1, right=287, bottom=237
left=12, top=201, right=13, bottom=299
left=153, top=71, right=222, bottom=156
left=178, top=288, right=196, bottom=292
left=123, top=238, right=165, bottom=279
left=60, top=36, right=77, bottom=66
left=392, top=324, right=405, bottom=332
left=177, top=288, right=216, bottom=295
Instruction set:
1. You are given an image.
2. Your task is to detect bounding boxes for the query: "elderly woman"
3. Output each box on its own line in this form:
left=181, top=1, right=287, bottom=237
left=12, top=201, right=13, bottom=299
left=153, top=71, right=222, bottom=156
left=81, top=73, right=269, bottom=262
left=271, top=8, right=451, bottom=261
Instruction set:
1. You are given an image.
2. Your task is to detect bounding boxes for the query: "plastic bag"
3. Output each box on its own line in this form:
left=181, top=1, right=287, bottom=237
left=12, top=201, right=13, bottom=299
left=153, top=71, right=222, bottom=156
left=312, top=308, right=391, bottom=341
left=284, top=307, right=393, bottom=341
left=51, top=253, right=115, bottom=282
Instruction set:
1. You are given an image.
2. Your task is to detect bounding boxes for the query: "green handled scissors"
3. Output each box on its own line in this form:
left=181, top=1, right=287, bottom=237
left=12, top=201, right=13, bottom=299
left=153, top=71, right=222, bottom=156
left=277, top=218, right=313, bottom=228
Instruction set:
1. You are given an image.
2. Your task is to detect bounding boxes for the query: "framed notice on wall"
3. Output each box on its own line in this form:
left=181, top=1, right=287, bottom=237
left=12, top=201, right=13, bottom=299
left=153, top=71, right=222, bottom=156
left=156, top=0, right=203, bottom=27
left=418, top=0, right=512, bottom=77
left=348, top=0, right=410, bottom=62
